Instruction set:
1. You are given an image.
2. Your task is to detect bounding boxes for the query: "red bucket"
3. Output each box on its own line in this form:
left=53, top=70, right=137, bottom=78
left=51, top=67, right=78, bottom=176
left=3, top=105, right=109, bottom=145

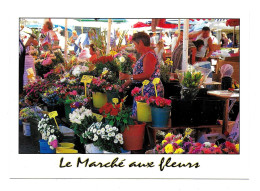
left=122, top=122, right=146, bottom=151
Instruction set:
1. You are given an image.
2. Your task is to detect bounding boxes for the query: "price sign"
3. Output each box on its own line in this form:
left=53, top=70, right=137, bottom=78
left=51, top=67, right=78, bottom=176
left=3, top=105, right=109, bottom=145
left=112, top=98, right=119, bottom=105
left=48, top=111, right=58, bottom=118
left=142, top=80, right=150, bottom=96
left=81, top=75, right=93, bottom=83
left=27, top=68, right=35, bottom=82
left=48, top=111, right=59, bottom=130
left=152, top=78, right=160, bottom=97
left=92, top=113, right=103, bottom=122
left=182, top=128, right=193, bottom=140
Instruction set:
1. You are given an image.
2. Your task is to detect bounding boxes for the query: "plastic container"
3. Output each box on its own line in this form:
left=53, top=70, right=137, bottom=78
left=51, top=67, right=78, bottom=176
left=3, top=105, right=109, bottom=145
left=122, top=122, right=146, bottom=151
left=151, top=107, right=171, bottom=127
left=56, top=148, right=78, bottom=154
left=84, top=143, right=103, bottom=153
left=59, top=142, right=75, bottom=149
left=137, top=102, right=152, bottom=122
left=39, top=139, right=56, bottom=154
left=92, top=92, right=107, bottom=109
left=22, top=122, right=31, bottom=136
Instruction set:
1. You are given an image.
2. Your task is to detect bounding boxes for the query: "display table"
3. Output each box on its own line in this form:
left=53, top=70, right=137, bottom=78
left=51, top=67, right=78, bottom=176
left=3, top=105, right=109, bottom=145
left=203, top=81, right=221, bottom=90
left=207, top=90, right=239, bottom=134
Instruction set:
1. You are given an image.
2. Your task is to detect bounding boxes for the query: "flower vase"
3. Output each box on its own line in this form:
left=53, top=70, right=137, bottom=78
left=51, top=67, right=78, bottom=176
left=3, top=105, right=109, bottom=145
left=84, top=143, right=103, bottom=153
left=39, top=139, right=56, bottom=154
left=180, top=86, right=199, bottom=101
left=92, top=92, right=107, bottom=109
left=151, top=107, right=171, bottom=127
left=122, top=122, right=146, bottom=151
left=136, top=102, right=152, bottom=122
left=22, top=122, right=31, bottom=136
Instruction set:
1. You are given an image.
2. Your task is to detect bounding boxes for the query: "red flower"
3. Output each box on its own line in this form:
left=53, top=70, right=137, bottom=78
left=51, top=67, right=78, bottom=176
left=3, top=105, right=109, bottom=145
left=203, top=148, right=212, bottom=154
left=110, top=108, right=119, bottom=116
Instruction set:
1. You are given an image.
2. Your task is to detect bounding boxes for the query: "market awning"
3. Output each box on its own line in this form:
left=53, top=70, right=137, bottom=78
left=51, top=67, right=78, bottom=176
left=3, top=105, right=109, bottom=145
left=132, top=22, right=151, bottom=28
left=75, top=19, right=127, bottom=23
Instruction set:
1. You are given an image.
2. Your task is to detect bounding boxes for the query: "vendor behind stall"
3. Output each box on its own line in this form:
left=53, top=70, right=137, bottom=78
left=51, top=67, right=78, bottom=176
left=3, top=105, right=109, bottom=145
left=119, top=32, right=164, bottom=117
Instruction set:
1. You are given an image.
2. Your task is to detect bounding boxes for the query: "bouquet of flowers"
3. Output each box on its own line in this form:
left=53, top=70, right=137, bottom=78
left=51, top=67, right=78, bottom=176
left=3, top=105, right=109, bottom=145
left=19, top=106, right=44, bottom=122
left=81, top=122, right=124, bottom=153
left=69, top=107, right=97, bottom=144
left=147, top=96, right=171, bottom=108
left=105, top=82, right=124, bottom=94
left=99, top=103, right=134, bottom=132
left=41, top=87, right=60, bottom=106
left=71, top=65, right=89, bottom=77
left=38, top=114, right=62, bottom=149
left=70, top=95, right=91, bottom=109
left=88, top=77, right=107, bottom=93
left=131, top=87, right=149, bottom=103
left=114, top=52, right=136, bottom=74
left=228, top=80, right=239, bottom=92
left=43, top=69, right=61, bottom=82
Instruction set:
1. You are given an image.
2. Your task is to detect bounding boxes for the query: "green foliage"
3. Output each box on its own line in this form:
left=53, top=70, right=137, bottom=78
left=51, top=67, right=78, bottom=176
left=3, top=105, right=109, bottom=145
left=160, top=64, right=171, bottom=83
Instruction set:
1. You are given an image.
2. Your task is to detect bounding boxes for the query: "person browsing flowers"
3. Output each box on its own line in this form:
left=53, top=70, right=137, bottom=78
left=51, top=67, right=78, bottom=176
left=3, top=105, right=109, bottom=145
left=119, top=32, right=164, bottom=117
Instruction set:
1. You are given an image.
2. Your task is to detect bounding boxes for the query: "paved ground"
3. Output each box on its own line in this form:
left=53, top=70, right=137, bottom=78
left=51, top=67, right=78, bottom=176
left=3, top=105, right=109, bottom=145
left=19, top=125, right=39, bottom=154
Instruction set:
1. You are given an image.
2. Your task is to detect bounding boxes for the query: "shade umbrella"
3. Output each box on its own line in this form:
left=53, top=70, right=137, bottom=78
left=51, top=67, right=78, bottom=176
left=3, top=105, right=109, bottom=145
left=226, top=19, right=240, bottom=47
left=132, top=22, right=151, bottom=28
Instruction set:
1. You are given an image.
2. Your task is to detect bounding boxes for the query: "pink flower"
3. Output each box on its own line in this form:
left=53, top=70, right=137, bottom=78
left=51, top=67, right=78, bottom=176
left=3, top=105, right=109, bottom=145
left=69, top=90, right=77, bottom=96
left=50, top=140, right=58, bottom=148
left=131, top=87, right=141, bottom=96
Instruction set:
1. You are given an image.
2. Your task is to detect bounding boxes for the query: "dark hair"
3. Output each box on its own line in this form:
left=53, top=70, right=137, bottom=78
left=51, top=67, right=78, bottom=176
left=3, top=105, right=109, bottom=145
left=60, top=30, right=65, bottom=36
left=44, top=21, right=53, bottom=30
left=193, top=40, right=204, bottom=50
left=202, top=26, right=210, bottom=31
left=89, top=44, right=96, bottom=52
left=132, top=32, right=150, bottom=47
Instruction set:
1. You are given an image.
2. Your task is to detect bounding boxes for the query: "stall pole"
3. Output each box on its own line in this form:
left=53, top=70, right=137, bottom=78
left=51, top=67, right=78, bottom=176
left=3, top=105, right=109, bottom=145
left=233, top=26, right=235, bottom=47
left=106, top=19, right=112, bottom=54
left=178, top=19, right=181, bottom=37
left=64, top=19, right=68, bottom=60
left=182, top=19, right=189, bottom=71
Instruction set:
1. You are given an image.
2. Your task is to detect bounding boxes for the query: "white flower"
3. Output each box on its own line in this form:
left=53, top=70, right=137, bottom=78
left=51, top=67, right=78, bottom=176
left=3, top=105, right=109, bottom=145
left=101, top=135, right=106, bottom=139
left=51, top=129, right=54, bottom=133
left=120, top=141, right=124, bottom=145
left=97, top=130, right=101, bottom=135
left=105, top=125, right=110, bottom=129
left=101, top=128, right=105, bottom=132
left=84, top=109, right=92, bottom=117
left=108, top=127, right=113, bottom=132
left=115, top=134, right=120, bottom=139
left=107, top=137, right=110, bottom=140
left=112, top=126, right=117, bottom=130
left=119, top=56, right=125, bottom=63
left=111, top=132, right=115, bottom=137
left=108, top=133, right=112, bottom=137
left=93, top=129, right=97, bottom=133
left=204, top=142, right=211, bottom=148
left=60, top=78, right=66, bottom=83
left=118, top=137, right=123, bottom=141
left=114, top=139, right=118, bottom=144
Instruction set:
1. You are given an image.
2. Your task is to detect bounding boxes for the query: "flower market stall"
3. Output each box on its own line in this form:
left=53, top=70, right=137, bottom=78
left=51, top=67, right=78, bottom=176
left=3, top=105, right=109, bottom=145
left=19, top=18, right=239, bottom=154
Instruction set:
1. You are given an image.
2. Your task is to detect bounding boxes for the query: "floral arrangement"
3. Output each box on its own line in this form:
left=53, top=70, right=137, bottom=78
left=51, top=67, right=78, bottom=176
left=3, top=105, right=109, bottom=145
left=70, top=95, right=91, bottom=109
left=131, top=87, right=141, bottom=97
left=43, top=69, right=60, bottom=82
left=69, top=107, right=97, bottom=144
left=105, top=82, right=123, bottom=93
left=176, top=69, right=203, bottom=88
left=38, top=114, right=62, bottom=149
left=160, top=58, right=173, bottom=83
left=19, top=106, right=43, bottom=122
left=41, top=87, right=60, bottom=106
left=91, top=55, right=114, bottom=65
left=228, top=80, right=239, bottom=91
left=147, top=96, right=171, bottom=108
left=81, top=122, right=123, bottom=153
left=130, top=87, right=149, bottom=103
left=71, top=65, right=89, bottom=77
left=154, top=132, right=239, bottom=154
left=114, top=52, right=136, bottom=74
left=88, top=77, right=107, bottom=93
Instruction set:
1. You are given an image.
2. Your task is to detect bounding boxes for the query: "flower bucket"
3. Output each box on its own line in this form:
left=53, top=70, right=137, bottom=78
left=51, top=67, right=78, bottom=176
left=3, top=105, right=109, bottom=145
left=59, top=142, right=75, bottom=149
left=22, top=122, right=31, bottom=136
left=137, top=102, right=152, bottom=122
left=122, top=122, right=146, bottom=151
left=39, top=139, right=56, bottom=154
left=107, top=91, right=119, bottom=103
left=84, top=143, right=103, bottom=153
left=120, top=148, right=131, bottom=154
left=56, top=148, right=78, bottom=153
left=92, top=92, right=107, bottom=109
left=151, top=107, right=171, bottom=127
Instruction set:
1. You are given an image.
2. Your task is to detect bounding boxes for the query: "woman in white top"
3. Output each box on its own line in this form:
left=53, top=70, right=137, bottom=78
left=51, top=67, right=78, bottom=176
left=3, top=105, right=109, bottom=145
left=154, top=40, right=166, bottom=65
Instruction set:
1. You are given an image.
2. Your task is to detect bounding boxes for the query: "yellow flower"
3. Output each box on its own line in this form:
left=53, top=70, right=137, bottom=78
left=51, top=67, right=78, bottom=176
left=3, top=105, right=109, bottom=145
left=174, top=148, right=184, bottom=154
left=175, top=139, right=183, bottom=145
left=162, top=140, right=167, bottom=144
left=213, top=145, right=218, bottom=148
left=232, top=84, right=235, bottom=89
left=235, top=144, right=239, bottom=152
left=165, top=144, right=174, bottom=154
left=109, top=51, right=117, bottom=56
left=236, top=84, right=239, bottom=88
left=165, top=133, right=172, bottom=138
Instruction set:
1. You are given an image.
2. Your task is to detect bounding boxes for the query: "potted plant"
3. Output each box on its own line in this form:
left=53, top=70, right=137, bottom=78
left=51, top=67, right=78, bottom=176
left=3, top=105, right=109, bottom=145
left=81, top=122, right=124, bottom=153
left=19, top=106, right=43, bottom=136
left=114, top=52, right=135, bottom=75
left=38, top=114, right=63, bottom=153
left=88, top=77, right=107, bottom=109
left=131, top=87, right=151, bottom=122
left=105, top=82, right=124, bottom=103
left=99, top=101, right=145, bottom=151
left=147, top=96, right=172, bottom=127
